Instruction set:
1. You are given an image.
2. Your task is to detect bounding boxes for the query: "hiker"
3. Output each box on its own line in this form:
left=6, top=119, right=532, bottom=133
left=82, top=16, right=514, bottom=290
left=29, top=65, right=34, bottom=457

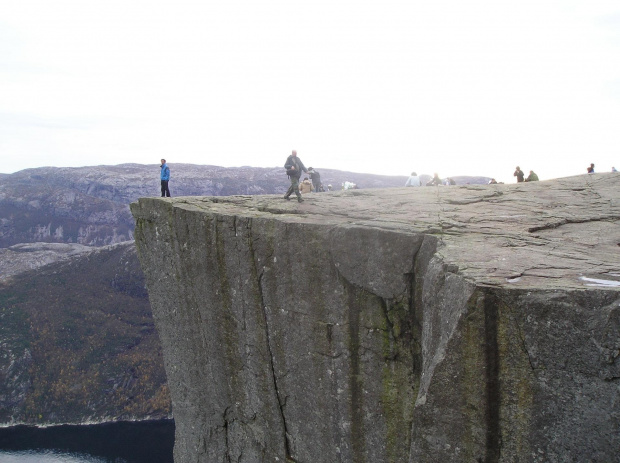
left=299, top=177, right=313, bottom=194
left=489, top=178, right=498, bottom=184
left=514, top=166, right=525, bottom=182
left=283, top=150, right=308, bottom=202
left=526, top=170, right=539, bottom=181
left=587, top=163, right=595, bottom=173
left=327, top=184, right=333, bottom=191
left=405, top=171, right=421, bottom=187
left=308, top=167, right=323, bottom=192
left=160, top=159, right=171, bottom=197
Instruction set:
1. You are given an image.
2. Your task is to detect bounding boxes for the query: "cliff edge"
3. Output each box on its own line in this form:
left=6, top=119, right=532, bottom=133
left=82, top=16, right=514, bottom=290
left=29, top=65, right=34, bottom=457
left=131, top=173, right=620, bottom=463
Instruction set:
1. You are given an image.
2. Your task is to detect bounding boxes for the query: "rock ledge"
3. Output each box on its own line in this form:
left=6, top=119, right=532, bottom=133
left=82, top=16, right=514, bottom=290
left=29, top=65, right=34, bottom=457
left=132, top=173, right=620, bottom=463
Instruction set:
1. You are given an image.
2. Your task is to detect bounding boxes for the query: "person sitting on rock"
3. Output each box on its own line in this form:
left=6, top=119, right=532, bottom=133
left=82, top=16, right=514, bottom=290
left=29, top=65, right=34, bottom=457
left=427, top=173, right=441, bottom=186
left=299, top=177, right=313, bottom=194
left=514, top=166, right=525, bottom=182
left=405, top=171, right=421, bottom=187
left=526, top=170, right=539, bottom=182
left=489, top=178, right=498, bottom=184
left=587, top=163, right=595, bottom=173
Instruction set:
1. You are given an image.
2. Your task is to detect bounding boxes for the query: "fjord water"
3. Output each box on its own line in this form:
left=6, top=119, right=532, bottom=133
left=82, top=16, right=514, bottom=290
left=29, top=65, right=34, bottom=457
left=0, top=420, right=174, bottom=463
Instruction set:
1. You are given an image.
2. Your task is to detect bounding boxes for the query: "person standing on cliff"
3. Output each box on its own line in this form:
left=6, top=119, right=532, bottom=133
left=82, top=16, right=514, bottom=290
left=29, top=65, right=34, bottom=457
left=160, top=159, right=171, bottom=197
left=514, top=166, right=525, bottom=182
left=284, top=150, right=308, bottom=202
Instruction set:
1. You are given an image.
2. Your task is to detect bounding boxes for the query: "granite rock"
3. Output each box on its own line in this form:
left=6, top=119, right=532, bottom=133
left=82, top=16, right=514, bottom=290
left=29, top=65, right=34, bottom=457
left=131, top=173, right=620, bottom=462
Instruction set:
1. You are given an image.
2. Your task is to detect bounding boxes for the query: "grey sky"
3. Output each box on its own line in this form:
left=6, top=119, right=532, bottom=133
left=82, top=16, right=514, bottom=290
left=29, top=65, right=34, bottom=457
left=1, top=0, right=619, bottom=182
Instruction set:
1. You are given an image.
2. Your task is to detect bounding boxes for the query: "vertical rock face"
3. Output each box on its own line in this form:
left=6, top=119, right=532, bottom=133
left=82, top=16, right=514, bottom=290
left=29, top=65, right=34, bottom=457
left=132, top=174, right=620, bottom=463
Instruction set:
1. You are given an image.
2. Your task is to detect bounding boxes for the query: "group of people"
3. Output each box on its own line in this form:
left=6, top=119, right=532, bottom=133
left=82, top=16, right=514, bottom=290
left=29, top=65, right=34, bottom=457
left=405, top=163, right=617, bottom=188
left=159, top=155, right=619, bottom=199
left=157, top=152, right=331, bottom=201
left=298, top=173, right=328, bottom=194
left=285, top=150, right=371, bottom=199
left=585, top=163, right=617, bottom=173
left=403, top=172, right=456, bottom=187
left=405, top=166, right=539, bottom=186
left=283, top=150, right=327, bottom=202
left=515, top=163, right=617, bottom=182
left=513, top=166, right=539, bottom=182
left=512, top=163, right=619, bottom=183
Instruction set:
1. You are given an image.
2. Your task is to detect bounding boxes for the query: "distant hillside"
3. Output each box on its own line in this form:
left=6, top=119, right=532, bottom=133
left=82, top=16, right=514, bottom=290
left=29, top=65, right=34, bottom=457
left=0, top=243, right=93, bottom=283
left=0, top=241, right=169, bottom=425
left=0, top=164, right=490, bottom=247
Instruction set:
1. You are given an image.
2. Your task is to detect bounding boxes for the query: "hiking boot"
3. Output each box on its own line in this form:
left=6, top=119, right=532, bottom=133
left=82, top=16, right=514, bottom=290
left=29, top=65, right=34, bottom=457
left=283, top=195, right=290, bottom=201
left=298, top=197, right=304, bottom=203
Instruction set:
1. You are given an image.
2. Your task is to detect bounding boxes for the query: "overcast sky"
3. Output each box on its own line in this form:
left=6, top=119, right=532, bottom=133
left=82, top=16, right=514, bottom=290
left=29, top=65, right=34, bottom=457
left=1, top=1, right=619, bottom=183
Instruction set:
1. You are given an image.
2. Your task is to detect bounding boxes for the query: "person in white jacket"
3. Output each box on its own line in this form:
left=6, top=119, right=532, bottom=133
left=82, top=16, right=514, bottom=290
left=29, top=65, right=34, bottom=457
left=405, top=172, right=421, bottom=187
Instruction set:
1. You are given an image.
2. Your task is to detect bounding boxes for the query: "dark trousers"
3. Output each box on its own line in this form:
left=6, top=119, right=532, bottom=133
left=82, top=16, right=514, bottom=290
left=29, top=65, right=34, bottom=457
left=285, top=176, right=301, bottom=199
left=161, top=180, right=171, bottom=197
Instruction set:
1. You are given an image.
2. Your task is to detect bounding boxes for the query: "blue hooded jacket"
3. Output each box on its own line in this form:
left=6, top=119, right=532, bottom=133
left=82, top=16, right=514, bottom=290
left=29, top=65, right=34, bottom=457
left=160, top=163, right=170, bottom=181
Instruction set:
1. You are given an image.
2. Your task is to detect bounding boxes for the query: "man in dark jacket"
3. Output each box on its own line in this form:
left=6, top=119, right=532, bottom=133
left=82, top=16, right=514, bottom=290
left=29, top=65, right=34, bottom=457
left=308, top=167, right=323, bottom=192
left=284, top=150, right=308, bottom=202
left=514, top=166, right=525, bottom=182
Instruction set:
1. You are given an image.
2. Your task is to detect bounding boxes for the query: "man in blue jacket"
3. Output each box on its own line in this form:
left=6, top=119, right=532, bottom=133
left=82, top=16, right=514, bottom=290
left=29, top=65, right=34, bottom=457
left=160, top=159, right=171, bottom=197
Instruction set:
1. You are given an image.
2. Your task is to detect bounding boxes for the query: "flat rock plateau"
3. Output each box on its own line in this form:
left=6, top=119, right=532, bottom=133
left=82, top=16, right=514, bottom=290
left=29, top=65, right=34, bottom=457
left=132, top=173, right=620, bottom=463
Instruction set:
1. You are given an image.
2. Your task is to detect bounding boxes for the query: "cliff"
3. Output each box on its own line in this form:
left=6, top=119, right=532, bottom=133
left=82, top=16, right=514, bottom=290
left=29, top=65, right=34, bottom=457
left=0, top=163, right=480, bottom=428
left=131, top=173, right=620, bottom=463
